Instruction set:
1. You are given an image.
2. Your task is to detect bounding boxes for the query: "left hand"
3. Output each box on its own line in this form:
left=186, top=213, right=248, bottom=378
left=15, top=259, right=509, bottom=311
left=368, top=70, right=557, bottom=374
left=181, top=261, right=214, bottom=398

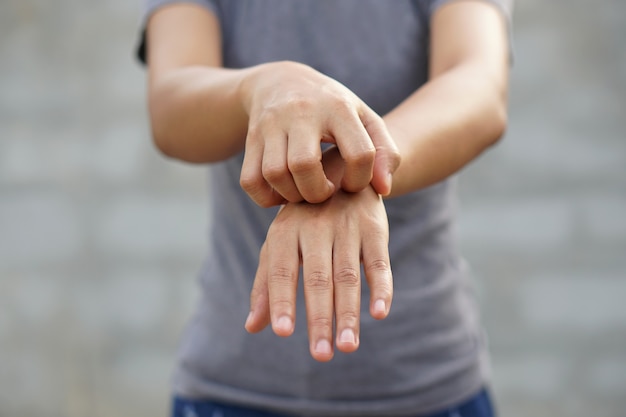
left=244, top=183, right=393, bottom=362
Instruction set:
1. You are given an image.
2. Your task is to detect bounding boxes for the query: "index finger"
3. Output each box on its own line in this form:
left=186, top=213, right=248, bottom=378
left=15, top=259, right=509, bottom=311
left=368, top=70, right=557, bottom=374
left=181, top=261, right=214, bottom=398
left=330, top=109, right=376, bottom=193
left=287, top=124, right=335, bottom=203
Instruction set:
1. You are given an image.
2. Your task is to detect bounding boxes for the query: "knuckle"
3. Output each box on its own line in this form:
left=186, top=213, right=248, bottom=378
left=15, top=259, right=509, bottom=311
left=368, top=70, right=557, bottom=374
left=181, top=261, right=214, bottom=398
left=364, top=227, right=388, bottom=242
left=366, top=258, right=390, bottom=273
left=346, top=146, right=376, bottom=169
left=288, top=154, right=319, bottom=175
left=331, top=96, right=354, bottom=114
left=360, top=108, right=383, bottom=127
left=240, top=174, right=278, bottom=208
left=271, top=299, right=294, bottom=315
left=334, top=267, right=360, bottom=287
left=306, top=271, right=332, bottom=289
left=285, top=95, right=314, bottom=114
left=262, top=162, right=287, bottom=183
left=257, top=106, right=280, bottom=124
left=246, top=124, right=262, bottom=141
left=239, top=171, right=261, bottom=192
left=269, top=267, right=296, bottom=285
left=309, top=314, right=333, bottom=329
left=387, top=147, right=402, bottom=171
left=338, top=311, right=359, bottom=328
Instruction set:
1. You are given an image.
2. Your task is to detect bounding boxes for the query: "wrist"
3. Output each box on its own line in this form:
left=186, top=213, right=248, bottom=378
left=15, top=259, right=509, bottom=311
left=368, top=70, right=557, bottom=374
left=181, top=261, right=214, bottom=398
left=237, top=63, right=269, bottom=115
left=238, top=61, right=312, bottom=115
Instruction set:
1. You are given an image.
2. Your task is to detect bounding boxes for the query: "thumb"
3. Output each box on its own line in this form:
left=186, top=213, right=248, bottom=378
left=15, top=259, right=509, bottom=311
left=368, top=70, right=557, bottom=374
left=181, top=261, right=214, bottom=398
left=363, top=116, right=401, bottom=196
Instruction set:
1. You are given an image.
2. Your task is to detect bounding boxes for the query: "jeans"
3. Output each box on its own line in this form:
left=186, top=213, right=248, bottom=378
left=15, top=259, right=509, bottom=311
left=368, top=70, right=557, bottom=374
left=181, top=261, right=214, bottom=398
left=172, top=388, right=496, bottom=417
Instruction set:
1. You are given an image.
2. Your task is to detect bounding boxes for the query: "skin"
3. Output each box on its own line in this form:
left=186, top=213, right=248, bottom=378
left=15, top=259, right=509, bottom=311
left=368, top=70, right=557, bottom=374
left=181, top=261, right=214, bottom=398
left=145, top=0, right=510, bottom=361
left=240, top=62, right=400, bottom=205
left=245, top=148, right=392, bottom=360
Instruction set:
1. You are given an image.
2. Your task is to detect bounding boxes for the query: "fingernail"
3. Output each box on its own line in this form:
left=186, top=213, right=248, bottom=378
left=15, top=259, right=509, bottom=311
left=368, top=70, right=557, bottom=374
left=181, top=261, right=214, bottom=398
left=315, top=339, right=332, bottom=355
left=339, top=328, right=356, bottom=345
left=374, top=299, right=386, bottom=316
left=276, top=316, right=292, bottom=333
left=245, top=311, right=254, bottom=328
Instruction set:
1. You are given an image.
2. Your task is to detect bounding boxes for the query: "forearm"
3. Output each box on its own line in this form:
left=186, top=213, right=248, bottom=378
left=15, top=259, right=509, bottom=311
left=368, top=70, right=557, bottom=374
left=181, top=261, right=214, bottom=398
left=148, top=65, right=258, bottom=163
left=384, top=61, right=507, bottom=197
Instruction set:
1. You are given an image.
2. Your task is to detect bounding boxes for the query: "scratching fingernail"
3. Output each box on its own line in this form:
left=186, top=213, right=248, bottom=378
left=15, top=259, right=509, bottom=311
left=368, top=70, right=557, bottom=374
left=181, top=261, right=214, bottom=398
left=374, top=299, right=386, bottom=315
left=315, top=339, right=332, bottom=355
left=339, top=328, right=355, bottom=345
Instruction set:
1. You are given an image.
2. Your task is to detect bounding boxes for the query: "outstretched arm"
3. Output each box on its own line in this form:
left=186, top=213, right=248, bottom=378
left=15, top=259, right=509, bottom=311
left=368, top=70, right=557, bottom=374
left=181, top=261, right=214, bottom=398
left=146, top=4, right=246, bottom=163
left=385, top=1, right=510, bottom=196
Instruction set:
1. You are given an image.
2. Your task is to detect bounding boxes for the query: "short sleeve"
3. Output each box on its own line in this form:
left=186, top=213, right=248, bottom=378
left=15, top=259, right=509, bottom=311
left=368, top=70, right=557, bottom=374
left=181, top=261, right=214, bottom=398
left=135, top=0, right=220, bottom=65
left=426, top=0, right=513, bottom=20
left=423, top=0, right=514, bottom=63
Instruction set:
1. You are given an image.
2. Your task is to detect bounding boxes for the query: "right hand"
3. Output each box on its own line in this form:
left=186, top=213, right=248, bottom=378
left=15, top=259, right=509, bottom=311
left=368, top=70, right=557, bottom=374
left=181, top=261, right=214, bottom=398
left=239, top=61, right=400, bottom=207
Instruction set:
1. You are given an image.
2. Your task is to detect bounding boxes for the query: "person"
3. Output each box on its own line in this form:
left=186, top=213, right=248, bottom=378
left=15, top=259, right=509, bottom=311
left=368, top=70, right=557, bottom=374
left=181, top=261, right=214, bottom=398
left=136, top=1, right=513, bottom=416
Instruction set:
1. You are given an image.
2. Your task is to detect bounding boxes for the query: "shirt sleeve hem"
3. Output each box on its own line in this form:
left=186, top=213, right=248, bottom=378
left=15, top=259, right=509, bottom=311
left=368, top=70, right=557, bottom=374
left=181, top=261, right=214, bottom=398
left=135, top=0, right=219, bottom=65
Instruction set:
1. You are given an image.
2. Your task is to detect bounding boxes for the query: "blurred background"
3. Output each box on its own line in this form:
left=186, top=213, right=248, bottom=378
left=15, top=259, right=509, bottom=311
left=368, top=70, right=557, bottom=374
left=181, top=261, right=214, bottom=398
left=0, top=0, right=625, bottom=416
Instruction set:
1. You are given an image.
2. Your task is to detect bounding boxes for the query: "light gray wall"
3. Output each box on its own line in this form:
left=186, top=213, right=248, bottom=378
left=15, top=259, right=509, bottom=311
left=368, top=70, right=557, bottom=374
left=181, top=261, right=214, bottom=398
left=1, top=0, right=625, bottom=416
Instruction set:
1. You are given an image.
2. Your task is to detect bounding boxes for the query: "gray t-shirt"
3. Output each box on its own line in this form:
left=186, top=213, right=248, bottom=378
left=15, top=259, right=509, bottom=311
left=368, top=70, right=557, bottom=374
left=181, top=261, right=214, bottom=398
left=137, top=1, right=512, bottom=415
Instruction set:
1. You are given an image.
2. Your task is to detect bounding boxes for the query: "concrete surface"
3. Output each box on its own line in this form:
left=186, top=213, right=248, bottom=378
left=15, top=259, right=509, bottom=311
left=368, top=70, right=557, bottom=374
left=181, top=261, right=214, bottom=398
left=0, top=0, right=625, bottom=416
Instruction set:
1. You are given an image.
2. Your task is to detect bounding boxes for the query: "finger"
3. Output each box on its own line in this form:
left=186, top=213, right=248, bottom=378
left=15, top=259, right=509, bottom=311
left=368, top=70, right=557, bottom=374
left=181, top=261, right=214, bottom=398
left=361, top=226, right=393, bottom=320
left=330, top=108, right=376, bottom=193
left=287, top=125, right=335, bottom=204
left=301, top=228, right=335, bottom=362
left=245, top=243, right=271, bottom=333
left=266, top=227, right=300, bottom=337
left=261, top=132, right=303, bottom=203
left=333, top=226, right=361, bottom=353
left=241, top=128, right=286, bottom=208
left=360, top=109, right=401, bottom=196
